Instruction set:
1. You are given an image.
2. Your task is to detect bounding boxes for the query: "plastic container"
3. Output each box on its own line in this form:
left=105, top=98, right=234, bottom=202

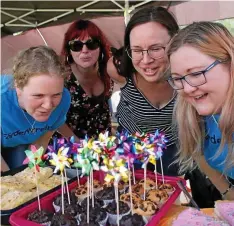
left=10, top=170, right=185, bottom=226
left=0, top=165, right=79, bottom=225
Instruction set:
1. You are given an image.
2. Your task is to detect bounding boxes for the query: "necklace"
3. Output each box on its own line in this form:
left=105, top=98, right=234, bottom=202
left=212, top=115, right=219, bottom=126
left=21, top=109, right=36, bottom=133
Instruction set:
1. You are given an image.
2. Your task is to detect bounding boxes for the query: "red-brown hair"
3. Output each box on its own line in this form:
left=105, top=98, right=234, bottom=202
left=62, top=19, right=112, bottom=95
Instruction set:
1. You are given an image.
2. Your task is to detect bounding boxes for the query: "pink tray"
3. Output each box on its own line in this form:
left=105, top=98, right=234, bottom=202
left=10, top=170, right=185, bottom=226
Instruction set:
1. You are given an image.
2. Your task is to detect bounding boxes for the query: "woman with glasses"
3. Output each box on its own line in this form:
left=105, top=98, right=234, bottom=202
left=57, top=19, right=113, bottom=140
left=107, top=6, right=180, bottom=176
left=167, top=21, right=234, bottom=200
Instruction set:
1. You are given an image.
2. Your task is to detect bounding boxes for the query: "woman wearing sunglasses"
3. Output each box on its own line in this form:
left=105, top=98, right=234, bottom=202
left=107, top=6, right=180, bottom=176
left=167, top=21, right=234, bottom=200
left=57, top=19, right=113, bottom=140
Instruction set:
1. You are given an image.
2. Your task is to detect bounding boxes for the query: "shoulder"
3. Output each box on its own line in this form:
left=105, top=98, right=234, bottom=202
left=107, top=57, right=126, bottom=87
left=1, top=75, right=14, bottom=95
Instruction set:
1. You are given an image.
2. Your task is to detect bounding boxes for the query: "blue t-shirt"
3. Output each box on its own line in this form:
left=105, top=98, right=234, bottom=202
left=204, top=114, right=234, bottom=179
left=1, top=75, right=71, bottom=147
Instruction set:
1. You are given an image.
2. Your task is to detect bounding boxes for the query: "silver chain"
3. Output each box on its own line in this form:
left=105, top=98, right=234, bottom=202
left=212, top=115, right=218, bottom=126
left=21, top=109, right=36, bottom=133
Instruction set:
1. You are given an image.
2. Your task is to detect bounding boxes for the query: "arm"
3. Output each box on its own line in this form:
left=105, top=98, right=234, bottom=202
left=107, top=57, right=126, bottom=86
left=33, top=131, right=54, bottom=151
left=196, top=155, right=234, bottom=200
left=57, top=123, right=79, bottom=142
left=1, top=155, right=10, bottom=172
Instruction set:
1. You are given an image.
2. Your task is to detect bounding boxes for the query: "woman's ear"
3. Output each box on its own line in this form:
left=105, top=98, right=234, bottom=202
left=14, top=81, right=22, bottom=96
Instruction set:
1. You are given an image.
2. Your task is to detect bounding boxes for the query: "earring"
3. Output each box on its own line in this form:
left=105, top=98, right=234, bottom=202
left=66, top=55, right=73, bottom=64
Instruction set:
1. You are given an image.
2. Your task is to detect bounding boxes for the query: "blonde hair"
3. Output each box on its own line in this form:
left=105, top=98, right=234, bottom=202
left=13, top=46, right=68, bottom=89
left=167, top=21, right=234, bottom=174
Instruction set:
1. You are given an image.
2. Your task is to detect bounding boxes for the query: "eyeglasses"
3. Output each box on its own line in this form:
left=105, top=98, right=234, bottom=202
left=167, top=60, right=223, bottom=90
left=68, top=39, right=100, bottom=52
left=126, top=46, right=166, bottom=61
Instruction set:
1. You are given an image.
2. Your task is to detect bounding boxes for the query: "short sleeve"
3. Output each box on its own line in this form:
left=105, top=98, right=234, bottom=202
left=50, top=88, right=71, bottom=130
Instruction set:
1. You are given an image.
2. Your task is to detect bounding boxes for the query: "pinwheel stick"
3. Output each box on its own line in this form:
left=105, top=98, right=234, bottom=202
left=132, top=164, right=136, bottom=185
left=91, top=169, right=94, bottom=208
left=143, top=161, right=148, bottom=201
left=114, top=181, right=120, bottom=226
left=34, top=166, right=41, bottom=211
left=87, top=176, right=90, bottom=224
left=160, top=157, right=165, bottom=184
left=128, top=160, right=133, bottom=215
left=61, top=173, right=64, bottom=214
left=64, top=170, right=70, bottom=205
left=155, top=163, right=158, bottom=189
left=76, top=168, right=80, bottom=187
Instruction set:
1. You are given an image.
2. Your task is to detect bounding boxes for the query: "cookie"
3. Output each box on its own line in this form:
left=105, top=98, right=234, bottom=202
left=120, top=192, right=141, bottom=205
left=147, top=189, right=169, bottom=204
left=133, top=200, right=158, bottom=216
left=139, top=178, right=156, bottom=190
left=132, top=183, right=144, bottom=196
left=159, top=183, right=175, bottom=194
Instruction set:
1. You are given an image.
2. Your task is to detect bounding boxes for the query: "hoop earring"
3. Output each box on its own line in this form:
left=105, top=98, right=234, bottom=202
left=66, top=55, right=73, bottom=64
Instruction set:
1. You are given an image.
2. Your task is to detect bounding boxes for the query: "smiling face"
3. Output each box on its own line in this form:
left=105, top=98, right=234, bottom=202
left=170, top=45, right=230, bottom=115
left=129, top=21, right=171, bottom=83
left=70, top=36, right=100, bottom=69
left=16, top=74, right=64, bottom=122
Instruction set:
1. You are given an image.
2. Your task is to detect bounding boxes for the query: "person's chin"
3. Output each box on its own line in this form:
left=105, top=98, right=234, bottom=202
left=195, top=107, right=213, bottom=116
left=34, top=114, right=50, bottom=122
left=143, top=74, right=159, bottom=83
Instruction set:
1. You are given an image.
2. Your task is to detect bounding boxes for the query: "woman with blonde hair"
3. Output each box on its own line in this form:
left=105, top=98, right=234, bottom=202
left=1, top=46, right=71, bottom=171
left=167, top=21, right=234, bottom=200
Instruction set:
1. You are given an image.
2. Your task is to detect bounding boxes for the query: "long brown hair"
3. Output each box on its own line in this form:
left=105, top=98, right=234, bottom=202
left=167, top=21, right=234, bottom=174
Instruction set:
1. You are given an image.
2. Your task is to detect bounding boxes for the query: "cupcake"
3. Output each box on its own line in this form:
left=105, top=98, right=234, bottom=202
left=80, top=197, right=104, bottom=209
left=53, top=192, right=77, bottom=213
left=64, top=203, right=82, bottom=218
left=131, top=183, right=144, bottom=196
left=51, top=212, right=77, bottom=226
left=139, top=178, right=156, bottom=190
left=120, top=213, right=146, bottom=226
left=106, top=200, right=130, bottom=225
left=133, top=200, right=158, bottom=220
left=147, top=189, right=169, bottom=206
left=95, top=186, right=116, bottom=205
left=74, top=184, right=88, bottom=201
left=78, top=207, right=108, bottom=226
left=28, top=209, right=53, bottom=225
left=120, top=192, right=141, bottom=205
left=85, top=179, right=103, bottom=193
left=159, top=183, right=175, bottom=195
left=103, top=180, right=128, bottom=193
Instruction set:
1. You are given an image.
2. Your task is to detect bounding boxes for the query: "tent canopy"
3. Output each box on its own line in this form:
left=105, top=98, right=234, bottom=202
left=1, top=0, right=183, bottom=36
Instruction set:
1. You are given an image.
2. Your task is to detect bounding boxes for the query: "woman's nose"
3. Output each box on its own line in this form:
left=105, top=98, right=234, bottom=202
left=183, top=80, right=198, bottom=94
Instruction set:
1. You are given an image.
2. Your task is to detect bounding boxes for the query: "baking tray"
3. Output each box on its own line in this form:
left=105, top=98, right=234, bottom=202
left=9, top=170, right=186, bottom=226
left=0, top=165, right=79, bottom=225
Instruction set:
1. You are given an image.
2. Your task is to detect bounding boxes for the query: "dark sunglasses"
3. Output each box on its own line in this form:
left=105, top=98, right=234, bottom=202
left=68, top=39, right=100, bottom=52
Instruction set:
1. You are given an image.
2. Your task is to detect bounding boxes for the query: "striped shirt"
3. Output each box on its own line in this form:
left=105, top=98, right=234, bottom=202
left=116, top=77, right=177, bottom=146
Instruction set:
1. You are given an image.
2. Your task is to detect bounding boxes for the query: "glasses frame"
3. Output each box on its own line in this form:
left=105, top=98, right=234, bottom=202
left=68, top=38, right=100, bottom=52
left=167, top=60, right=223, bottom=90
left=126, top=46, right=166, bottom=61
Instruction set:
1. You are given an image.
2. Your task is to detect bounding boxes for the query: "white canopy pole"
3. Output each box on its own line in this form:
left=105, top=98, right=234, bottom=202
left=124, top=0, right=130, bottom=26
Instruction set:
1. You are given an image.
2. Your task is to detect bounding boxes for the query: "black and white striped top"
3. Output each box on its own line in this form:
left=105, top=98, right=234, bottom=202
left=116, top=77, right=177, bottom=146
